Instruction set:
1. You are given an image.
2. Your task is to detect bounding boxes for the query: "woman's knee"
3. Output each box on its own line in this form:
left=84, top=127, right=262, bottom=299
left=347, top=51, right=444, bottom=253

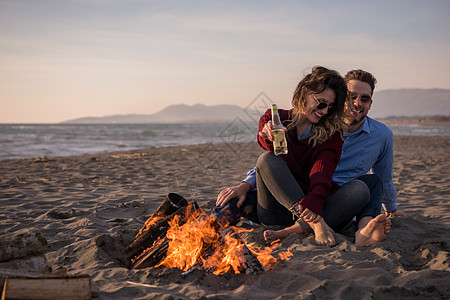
left=256, top=151, right=275, bottom=167
left=256, top=152, right=282, bottom=172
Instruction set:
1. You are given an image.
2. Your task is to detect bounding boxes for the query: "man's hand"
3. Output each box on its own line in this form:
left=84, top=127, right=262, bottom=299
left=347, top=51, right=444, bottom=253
left=216, top=182, right=252, bottom=208
left=385, top=209, right=406, bottom=218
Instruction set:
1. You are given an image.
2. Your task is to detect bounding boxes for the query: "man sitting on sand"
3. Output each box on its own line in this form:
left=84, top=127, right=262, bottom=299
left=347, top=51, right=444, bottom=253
left=213, top=69, right=404, bottom=246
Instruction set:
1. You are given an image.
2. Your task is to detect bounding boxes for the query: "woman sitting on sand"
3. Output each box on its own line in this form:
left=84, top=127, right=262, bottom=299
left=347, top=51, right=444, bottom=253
left=253, top=66, right=349, bottom=246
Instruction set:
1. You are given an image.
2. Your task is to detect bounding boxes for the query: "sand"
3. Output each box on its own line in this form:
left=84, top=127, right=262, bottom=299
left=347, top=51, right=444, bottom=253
left=0, top=136, right=449, bottom=299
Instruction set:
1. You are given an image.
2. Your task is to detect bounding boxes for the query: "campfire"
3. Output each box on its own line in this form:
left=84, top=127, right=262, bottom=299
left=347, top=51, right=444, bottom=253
left=123, top=193, right=292, bottom=275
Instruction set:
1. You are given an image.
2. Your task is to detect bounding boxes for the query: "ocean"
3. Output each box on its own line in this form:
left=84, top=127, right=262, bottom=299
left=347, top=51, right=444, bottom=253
left=1, top=122, right=449, bottom=160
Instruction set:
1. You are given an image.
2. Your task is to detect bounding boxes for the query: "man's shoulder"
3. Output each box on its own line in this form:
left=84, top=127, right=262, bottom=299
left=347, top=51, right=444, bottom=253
left=367, top=117, right=393, bottom=137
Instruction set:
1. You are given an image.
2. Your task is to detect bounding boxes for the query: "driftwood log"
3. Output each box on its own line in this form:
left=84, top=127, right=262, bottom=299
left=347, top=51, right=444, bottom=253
left=2, top=275, right=91, bottom=300
left=0, top=227, right=47, bottom=262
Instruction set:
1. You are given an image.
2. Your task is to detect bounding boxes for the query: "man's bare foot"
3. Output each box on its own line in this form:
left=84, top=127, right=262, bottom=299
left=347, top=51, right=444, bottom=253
left=355, top=214, right=391, bottom=246
left=264, top=230, right=283, bottom=244
left=264, top=223, right=303, bottom=244
left=309, top=219, right=335, bottom=247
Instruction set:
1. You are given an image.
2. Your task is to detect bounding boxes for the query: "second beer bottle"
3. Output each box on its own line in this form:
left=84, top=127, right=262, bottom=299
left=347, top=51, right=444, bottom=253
left=271, top=104, right=288, bottom=155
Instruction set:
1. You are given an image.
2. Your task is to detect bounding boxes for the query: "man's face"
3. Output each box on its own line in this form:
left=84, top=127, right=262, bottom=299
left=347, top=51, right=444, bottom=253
left=346, top=79, right=373, bottom=125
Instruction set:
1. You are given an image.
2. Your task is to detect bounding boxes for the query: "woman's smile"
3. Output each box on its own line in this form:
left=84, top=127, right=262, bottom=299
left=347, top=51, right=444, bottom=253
left=305, top=88, right=336, bottom=124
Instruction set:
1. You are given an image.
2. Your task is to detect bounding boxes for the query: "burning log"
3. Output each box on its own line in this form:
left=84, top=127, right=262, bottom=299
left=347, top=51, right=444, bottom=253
left=125, top=201, right=200, bottom=268
left=130, top=237, right=169, bottom=269
left=185, top=227, right=266, bottom=275
left=122, top=193, right=191, bottom=262
left=136, top=193, right=189, bottom=239
left=130, top=203, right=207, bottom=270
left=123, top=193, right=292, bottom=275
left=218, top=227, right=266, bottom=275
left=147, top=193, right=189, bottom=221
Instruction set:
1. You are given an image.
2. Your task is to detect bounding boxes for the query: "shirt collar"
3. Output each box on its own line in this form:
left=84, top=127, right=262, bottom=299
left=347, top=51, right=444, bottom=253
left=300, top=124, right=312, bottom=140
left=347, top=117, right=371, bottom=135
left=360, top=117, right=371, bottom=133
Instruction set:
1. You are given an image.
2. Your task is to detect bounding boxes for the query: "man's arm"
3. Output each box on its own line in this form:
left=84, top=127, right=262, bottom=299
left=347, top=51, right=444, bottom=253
left=371, top=129, right=405, bottom=216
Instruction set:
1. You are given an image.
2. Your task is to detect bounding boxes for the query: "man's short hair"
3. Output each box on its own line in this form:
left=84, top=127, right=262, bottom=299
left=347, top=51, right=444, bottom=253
left=345, top=69, right=377, bottom=94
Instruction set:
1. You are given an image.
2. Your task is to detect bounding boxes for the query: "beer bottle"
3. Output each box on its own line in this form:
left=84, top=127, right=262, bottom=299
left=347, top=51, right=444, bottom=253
left=271, top=104, right=288, bottom=155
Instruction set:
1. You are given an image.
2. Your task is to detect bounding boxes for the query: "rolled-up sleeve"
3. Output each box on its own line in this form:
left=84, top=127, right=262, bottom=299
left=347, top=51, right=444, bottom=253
left=243, top=167, right=257, bottom=189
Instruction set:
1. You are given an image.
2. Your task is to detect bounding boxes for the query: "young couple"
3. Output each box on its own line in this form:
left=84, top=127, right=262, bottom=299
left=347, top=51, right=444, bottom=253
left=212, top=66, right=405, bottom=247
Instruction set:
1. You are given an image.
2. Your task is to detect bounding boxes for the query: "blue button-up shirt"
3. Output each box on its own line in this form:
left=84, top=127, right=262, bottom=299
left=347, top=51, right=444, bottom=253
left=244, top=116, right=398, bottom=211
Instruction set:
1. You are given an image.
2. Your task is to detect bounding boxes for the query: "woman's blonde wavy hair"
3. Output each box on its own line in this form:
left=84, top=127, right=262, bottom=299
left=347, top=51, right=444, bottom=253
left=288, top=66, right=348, bottom=147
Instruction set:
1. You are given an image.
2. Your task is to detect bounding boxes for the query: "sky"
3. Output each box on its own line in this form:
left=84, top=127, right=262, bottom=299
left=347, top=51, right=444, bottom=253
left=1, top=0, right=449, bottom=123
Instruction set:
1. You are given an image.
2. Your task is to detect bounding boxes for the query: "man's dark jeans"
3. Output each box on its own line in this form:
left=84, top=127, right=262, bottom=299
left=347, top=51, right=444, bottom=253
left=211, top=152, right=382, bottom=231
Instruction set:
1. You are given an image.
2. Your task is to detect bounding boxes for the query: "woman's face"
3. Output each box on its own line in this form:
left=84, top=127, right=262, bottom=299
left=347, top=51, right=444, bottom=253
left=303, top=88, right=336, bottom=124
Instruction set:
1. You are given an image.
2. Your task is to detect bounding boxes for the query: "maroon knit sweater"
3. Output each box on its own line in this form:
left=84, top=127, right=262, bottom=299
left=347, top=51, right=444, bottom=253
left=257, top=108, right=343, bottom=216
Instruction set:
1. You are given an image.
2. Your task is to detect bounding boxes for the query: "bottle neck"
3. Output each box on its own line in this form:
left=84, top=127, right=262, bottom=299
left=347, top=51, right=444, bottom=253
left=272, top=112, right=283, bottom=129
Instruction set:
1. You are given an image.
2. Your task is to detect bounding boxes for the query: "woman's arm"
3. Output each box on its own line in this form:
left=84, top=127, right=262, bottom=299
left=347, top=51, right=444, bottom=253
left=299, top=132, right=343, bottom=216
left=257, top=108, right=291, bottom=151
left=257, top=109, right=274, bottom=151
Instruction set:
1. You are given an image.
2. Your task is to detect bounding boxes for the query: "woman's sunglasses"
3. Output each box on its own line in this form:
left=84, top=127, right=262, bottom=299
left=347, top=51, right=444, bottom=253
left=312, top=95, right=334, bottom=111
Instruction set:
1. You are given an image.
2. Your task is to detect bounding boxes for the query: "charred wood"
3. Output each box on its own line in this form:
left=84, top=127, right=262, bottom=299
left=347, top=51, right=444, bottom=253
left=124, top=202, right=199, bottom=267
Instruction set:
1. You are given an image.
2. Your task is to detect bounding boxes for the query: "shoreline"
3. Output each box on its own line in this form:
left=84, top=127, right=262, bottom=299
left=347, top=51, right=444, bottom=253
left=1, top=120, right=449, bottom=161
left=1, top=134, right=449, bottom=162
left=376, top=115, right=450, bottom=126
left=1, top=136, right=449, bottom=299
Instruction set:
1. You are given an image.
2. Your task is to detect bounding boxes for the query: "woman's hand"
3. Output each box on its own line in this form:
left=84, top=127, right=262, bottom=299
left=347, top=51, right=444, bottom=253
left=299, top=205, right=322, bottom=223
left=216, top=182, right=252, bottom=208
left=258, top=121, right=273, bottom=141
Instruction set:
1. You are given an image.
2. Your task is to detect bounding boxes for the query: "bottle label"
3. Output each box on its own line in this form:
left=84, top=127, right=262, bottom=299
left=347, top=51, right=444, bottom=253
left=271, top=129, right=288, bottom=155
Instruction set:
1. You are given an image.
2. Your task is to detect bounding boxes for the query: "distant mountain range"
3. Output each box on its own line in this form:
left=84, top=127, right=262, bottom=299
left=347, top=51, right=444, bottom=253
left=369, top=88, right=449, bottom=118
left=62, top=89, right=450, bottom=124
left=62, top=103, right=261, bottom=124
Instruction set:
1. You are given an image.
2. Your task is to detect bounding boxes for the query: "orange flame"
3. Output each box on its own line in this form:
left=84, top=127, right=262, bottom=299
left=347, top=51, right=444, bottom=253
left=155, top=208, right=292, bottom=274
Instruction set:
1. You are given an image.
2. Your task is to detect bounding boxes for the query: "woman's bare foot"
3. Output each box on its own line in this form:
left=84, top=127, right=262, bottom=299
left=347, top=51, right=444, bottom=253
left=355, top=214, right=391, bottom=246
left=309, top=219, right=335, bottom=247
left=264, top=223, right=303, bottom=244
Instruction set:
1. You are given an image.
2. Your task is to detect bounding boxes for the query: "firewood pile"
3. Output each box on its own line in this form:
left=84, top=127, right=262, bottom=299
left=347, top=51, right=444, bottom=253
left=122, top=193, right=291, bottom=275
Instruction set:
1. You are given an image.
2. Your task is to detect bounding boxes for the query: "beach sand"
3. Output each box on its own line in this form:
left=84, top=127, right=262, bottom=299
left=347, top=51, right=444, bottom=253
left=1, top=136, right=449, bottom=299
